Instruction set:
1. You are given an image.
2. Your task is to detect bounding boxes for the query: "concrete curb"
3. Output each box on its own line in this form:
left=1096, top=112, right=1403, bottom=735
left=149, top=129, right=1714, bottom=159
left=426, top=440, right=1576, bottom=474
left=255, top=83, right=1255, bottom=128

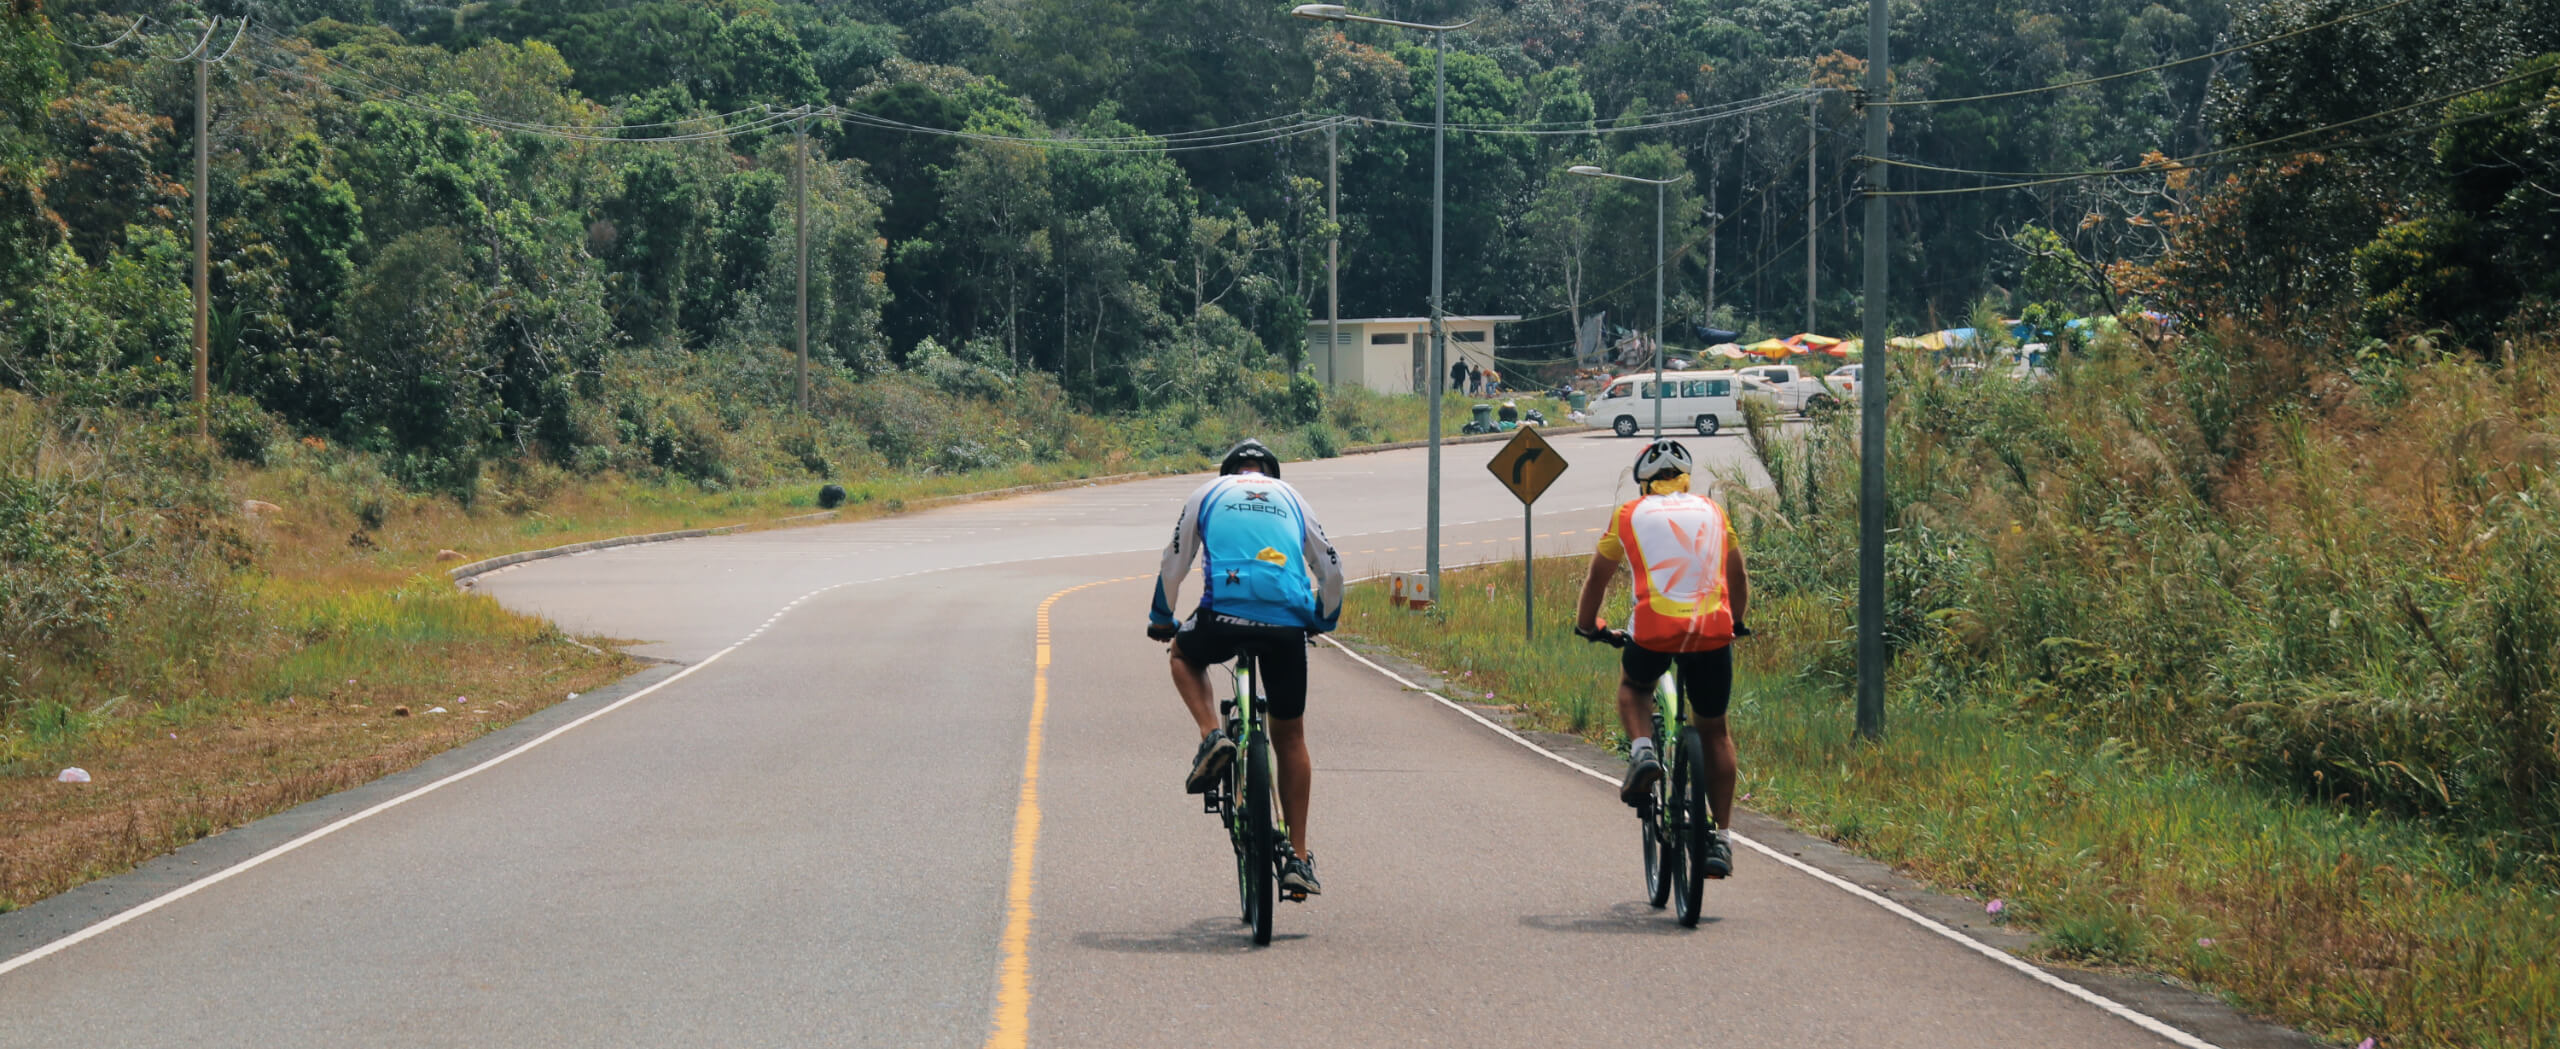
left=446, top=524, right=752, bottom=583
left=444, top=424, right=1585, bottom=588
left=1339, top=423, right=1591, bottom=456
left=447, top=471, right=1165, bottom=586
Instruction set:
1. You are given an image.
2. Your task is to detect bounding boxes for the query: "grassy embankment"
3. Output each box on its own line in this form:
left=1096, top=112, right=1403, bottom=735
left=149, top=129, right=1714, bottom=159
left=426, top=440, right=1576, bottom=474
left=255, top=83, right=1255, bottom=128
left=1340, top=332, right=2560, bottom=1048
left=0, top=376, right=1527, bottom=911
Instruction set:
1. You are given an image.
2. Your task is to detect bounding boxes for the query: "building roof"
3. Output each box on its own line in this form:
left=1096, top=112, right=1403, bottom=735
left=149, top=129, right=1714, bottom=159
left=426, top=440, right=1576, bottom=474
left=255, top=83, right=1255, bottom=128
left=1305, top=315, right=1524, bottom=326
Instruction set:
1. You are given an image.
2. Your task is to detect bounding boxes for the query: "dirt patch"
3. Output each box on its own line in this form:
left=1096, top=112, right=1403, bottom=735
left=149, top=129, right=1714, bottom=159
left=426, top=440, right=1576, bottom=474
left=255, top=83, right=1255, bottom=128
left=0, top=646, right=628, bottom=909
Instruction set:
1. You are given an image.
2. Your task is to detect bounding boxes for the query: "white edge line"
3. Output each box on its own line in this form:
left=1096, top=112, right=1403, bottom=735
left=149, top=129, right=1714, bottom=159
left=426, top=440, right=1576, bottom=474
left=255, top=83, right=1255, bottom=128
left=0, top=639, right=744, bottom=979
left=4, top=499, right=1594, bottom=972
left=1, top=538, right=1171, bottom=977
left=1315, top=630, right=2225, bottom=1049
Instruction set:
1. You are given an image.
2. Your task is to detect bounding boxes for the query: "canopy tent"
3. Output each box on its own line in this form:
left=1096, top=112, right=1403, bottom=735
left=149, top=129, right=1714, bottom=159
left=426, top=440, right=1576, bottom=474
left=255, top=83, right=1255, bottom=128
left=1836, top=339, right=1863, bottom=359
left=1707, top=342, right=1748, bottom=359
left=1786, top=332, right=1844, bottom=351
left=1746, top=338, right=1793, bottom=360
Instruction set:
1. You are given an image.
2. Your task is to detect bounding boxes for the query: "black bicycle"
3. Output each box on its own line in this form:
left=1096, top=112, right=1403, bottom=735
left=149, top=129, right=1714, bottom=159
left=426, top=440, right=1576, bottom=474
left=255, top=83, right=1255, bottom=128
left=1201, top=648, right=1297, bottom=945
left=1578, top=625, right=1745, bottom=927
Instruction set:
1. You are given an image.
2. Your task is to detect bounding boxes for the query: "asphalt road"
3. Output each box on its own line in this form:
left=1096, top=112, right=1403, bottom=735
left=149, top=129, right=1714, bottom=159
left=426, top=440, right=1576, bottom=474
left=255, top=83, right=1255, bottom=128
left=0, top=428, right=2193, bottom=1048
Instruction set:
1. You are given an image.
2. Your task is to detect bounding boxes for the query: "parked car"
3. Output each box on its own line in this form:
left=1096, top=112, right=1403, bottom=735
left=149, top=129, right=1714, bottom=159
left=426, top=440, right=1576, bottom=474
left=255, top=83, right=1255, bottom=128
left=1590, top=372, right=1746, bottom=437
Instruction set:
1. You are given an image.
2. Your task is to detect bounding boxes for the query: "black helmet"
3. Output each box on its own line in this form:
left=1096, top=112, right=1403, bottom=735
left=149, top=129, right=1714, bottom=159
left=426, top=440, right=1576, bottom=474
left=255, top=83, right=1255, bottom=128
left=1631, top=439, right=1693, bottom=483
left=1219, top=438, right=1281, bottom=479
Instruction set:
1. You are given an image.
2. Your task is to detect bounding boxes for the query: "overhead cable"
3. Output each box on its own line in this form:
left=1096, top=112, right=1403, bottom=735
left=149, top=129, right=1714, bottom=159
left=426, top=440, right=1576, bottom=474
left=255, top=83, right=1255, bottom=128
left=1864, top=62, right=2560, bottom=196
left=67, top=15, right=150, bottom=50
left=1874, top=0, right=2426, bottom=109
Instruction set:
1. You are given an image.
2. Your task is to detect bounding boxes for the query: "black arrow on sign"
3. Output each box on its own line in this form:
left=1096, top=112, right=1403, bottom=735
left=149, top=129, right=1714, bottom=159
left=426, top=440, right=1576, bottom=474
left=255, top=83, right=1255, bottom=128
left=1511, top=447, right=1545, bottom=487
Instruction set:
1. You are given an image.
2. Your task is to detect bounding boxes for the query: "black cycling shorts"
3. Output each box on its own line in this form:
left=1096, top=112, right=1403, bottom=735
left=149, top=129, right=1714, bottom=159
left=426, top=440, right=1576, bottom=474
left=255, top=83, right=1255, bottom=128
left=1621, top=644, right=1734, bottom=721
left=1171, top=613, right=1310, bottom=721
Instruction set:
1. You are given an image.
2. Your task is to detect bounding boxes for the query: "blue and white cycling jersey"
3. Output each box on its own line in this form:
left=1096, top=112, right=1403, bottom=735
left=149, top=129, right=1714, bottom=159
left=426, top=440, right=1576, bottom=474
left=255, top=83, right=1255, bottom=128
left=1149, top=473, right=1344, bottom=633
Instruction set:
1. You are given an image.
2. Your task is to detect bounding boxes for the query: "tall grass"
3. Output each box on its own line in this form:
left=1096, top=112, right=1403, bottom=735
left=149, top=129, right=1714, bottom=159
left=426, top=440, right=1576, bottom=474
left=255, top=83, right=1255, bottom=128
left=1727, top=332, right=2560, bottom=876
left=1344, top=332, right=2560, bottom=1044
left=1344, top=558, right=2560, bottom=1047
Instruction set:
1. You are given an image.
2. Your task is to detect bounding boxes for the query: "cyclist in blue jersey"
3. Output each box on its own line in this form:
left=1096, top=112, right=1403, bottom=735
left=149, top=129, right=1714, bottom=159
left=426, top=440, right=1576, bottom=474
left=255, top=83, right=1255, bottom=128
left=1147, top=439, right=1344, bottom=897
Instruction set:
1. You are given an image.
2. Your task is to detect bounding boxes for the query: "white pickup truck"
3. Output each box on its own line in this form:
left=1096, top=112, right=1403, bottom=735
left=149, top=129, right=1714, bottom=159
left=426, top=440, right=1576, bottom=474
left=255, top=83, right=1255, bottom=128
left=1738, top=363, right=1859, bottom=415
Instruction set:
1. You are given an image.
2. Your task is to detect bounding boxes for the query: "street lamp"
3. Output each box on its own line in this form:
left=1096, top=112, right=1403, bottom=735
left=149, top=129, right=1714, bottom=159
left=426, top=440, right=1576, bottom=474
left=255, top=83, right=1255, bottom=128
left=1568, top=164, right=1688, bottom=439
left=1293, top=2, right=1473, bottom=605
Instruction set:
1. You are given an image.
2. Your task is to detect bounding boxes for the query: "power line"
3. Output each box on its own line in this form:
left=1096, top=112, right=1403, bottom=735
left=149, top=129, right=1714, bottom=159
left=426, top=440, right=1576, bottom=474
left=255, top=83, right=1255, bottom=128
left=1362, top=91, right=1818, bottom=137
left=1874, top=0, right=2425, bottom=109
left=66, top=14, right=150, bottom=50
left=236, top=37, right=811, bottom=143
left=1864, top=62, right=2560, bottom=196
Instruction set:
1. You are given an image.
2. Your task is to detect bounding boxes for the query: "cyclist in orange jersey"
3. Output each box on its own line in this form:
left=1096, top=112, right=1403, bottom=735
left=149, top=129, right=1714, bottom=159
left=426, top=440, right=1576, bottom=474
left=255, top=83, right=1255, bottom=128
left=1573, top=439, right=1749, bottom=878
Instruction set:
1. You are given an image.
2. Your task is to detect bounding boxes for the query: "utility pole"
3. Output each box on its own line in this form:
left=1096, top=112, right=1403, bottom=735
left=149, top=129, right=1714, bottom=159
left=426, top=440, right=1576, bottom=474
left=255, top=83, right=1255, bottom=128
left=1652, top=178, right=1665, bottom=436
left=1806, top=91, right=1818, bottom=333
left=795, top=106, right=810, bottom=415
left=1427, top=29, right=1447, bottom=604
left=1327, top=118, right=1340, bottom=389
left=192, top=20, right=214, bottom=443
left=1706, top=152, right=1720, bottom=321
left=1857, top=0, right=1890, bottom=741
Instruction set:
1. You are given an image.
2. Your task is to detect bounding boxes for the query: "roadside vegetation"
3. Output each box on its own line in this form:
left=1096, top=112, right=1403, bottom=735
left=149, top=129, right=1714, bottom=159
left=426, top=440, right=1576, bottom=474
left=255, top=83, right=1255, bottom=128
left=0, top=367, right=1500, bottom=910
left=1341, top=324, right=2560, bottom=1047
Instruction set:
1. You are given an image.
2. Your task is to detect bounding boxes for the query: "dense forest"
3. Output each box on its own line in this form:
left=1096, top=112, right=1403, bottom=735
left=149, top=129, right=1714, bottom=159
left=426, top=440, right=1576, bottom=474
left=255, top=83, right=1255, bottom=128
left=3, top=0, right=2558, bottom=491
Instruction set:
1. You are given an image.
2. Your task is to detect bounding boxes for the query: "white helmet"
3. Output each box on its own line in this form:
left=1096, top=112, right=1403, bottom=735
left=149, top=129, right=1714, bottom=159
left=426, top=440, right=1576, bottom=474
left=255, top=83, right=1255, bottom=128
left=1631, top=439, right=1693, bottom=483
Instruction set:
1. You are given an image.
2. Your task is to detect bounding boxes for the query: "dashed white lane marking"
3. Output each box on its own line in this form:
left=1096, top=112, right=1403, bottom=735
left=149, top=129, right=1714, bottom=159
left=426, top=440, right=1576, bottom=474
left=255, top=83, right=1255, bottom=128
left=1314, top=629, right=2224, bottom=1049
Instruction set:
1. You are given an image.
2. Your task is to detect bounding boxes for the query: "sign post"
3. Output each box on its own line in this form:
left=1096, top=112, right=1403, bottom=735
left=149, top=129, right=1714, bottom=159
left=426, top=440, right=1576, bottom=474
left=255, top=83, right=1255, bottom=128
left=1485, top=426, right=1569, bottom=639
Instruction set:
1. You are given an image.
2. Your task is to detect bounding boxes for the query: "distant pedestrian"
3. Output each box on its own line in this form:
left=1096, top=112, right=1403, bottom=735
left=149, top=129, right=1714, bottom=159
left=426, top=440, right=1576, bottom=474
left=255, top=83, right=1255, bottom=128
left=1450, top=359, right=1468, bottom=392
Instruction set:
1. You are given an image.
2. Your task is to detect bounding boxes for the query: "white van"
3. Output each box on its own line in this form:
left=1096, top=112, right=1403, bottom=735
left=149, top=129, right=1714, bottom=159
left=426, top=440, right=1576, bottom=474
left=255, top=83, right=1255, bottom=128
left=1590, top=371, right=1745, bottom=437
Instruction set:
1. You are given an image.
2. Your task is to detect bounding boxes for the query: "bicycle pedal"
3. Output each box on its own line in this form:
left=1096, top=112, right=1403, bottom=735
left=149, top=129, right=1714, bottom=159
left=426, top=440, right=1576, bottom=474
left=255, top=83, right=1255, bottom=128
left=1282, top=889, right=1308, bottom=903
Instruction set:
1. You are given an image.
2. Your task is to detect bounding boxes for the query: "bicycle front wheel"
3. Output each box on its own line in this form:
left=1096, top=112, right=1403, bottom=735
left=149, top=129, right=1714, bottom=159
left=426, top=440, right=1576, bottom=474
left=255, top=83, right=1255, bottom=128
left=1672, top=726, right=1711, bottom=927
left=1643, top=794, right=1674, bottom=908
left=1240, top=734, right=1276, bottom=945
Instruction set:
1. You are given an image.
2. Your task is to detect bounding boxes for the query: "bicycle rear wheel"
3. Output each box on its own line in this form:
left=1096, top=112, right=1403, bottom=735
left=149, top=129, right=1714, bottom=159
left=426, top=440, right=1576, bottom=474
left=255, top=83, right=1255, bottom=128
left=1240, top=733, right=1276, bottom=945
left=1672, top=726, right=1711, bottom=927
left=1643, top=794, right=1675, bottom=908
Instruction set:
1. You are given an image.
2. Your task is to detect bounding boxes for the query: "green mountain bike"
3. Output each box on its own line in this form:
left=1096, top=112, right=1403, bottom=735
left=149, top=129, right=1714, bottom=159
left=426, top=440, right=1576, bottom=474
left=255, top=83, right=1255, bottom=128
left=1579, top=626, right=1728, bottom=927
left=1202, top=649, right=1296, bottom=945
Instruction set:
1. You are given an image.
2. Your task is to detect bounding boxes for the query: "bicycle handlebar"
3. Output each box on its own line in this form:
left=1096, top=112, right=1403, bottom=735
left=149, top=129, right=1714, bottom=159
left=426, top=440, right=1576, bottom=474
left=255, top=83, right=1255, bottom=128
left=1575, top=625, right=1631, bottom=648
left=1575, top=623, right=1754, bottom=647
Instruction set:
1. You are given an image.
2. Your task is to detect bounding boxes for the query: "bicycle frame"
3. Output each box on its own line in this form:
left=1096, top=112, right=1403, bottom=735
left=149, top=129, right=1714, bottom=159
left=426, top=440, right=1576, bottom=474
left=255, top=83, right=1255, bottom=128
left=1212, top=652, right=1291, bottom=944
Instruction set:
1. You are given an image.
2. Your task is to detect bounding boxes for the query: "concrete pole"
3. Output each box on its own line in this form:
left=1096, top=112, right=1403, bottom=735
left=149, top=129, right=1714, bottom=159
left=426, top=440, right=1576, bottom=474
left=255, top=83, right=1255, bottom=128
left=1857, top=0, right=1891, bottom=741
left=1426, top=30, right=1446, bottom=603
left=1807, top=92, right=1819, bottom=333
left=795, top=108, right=810, bottom=415
left=1328, top=120, right=1340, bottom=389
left=1652, top=179, right=1665, bottom=439
left=192, top=36, right=210, bottom=443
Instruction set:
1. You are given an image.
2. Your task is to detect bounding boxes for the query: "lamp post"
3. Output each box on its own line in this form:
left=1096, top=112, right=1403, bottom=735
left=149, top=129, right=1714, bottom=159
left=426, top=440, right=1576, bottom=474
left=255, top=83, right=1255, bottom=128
left=1293, top=3, right=1472, bottom=605
left=1568, top=164, right=1687, bottom=439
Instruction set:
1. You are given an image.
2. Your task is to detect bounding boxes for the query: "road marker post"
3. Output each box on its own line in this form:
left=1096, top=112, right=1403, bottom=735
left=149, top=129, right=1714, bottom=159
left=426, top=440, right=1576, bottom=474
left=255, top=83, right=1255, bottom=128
left=1485, top=426, right=1568, bottom=638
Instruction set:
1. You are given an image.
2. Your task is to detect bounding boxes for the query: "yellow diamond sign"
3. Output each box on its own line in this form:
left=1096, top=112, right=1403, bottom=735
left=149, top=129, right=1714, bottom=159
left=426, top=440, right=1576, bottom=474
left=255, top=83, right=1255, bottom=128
left=1486, top=426, right=1567, bottom=506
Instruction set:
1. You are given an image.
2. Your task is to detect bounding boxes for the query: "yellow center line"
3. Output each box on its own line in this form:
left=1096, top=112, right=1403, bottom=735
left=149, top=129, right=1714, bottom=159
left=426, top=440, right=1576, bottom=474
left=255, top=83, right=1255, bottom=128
left=985, top=575, right=1145, bottom=1049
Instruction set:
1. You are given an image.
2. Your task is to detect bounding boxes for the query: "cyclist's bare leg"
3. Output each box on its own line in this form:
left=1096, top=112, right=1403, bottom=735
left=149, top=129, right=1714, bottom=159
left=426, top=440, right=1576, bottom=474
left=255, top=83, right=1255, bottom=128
left=1167, top=643, right=1218, bottom=738
left=1614, top=674, right=1654, bottom=744
left=1270, top=714, right=1312, bottom=859
left=1699, top=715, right=1737, bottom=829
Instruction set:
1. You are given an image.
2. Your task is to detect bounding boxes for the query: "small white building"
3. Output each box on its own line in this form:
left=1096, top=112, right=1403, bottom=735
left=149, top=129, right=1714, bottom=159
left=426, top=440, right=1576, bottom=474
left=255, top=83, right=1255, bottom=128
left=1307, top=315, right=1521, bottom=394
